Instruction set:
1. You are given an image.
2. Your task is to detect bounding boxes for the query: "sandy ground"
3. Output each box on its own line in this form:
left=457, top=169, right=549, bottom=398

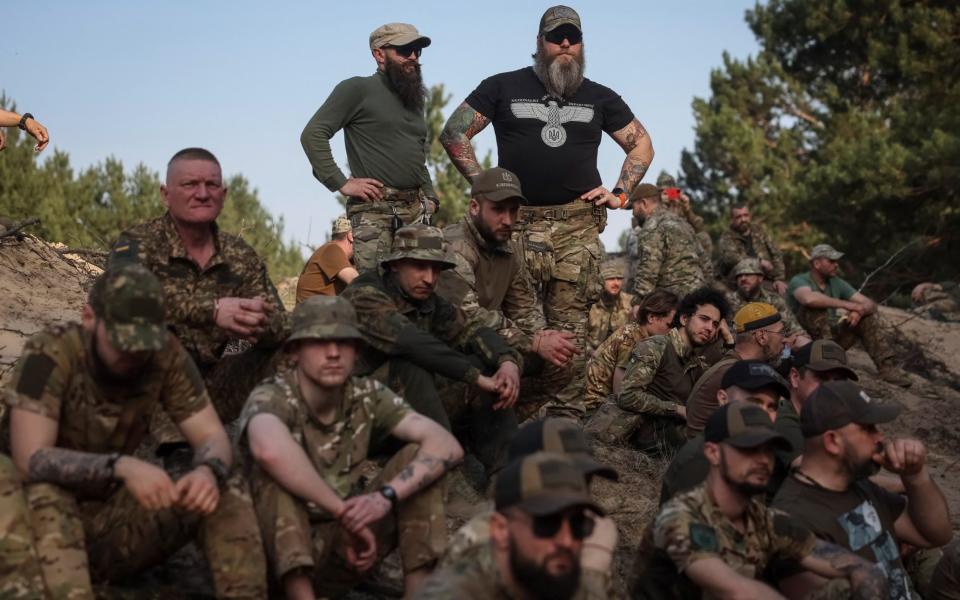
left=2, top=235, right=959, bottom=598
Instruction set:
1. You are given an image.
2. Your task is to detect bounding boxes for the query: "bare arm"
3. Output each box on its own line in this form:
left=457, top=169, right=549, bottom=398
left=0, top=109, right=49, bottom=151
left=385, top=413, right=464, bottom=501
left=178, top=404, right=232, bottom=469
left=847, top=292, right=877, bottom=316
left=338, top=266, right=359, bottom=286
left=685, top=557, right=786, bottom=600
left=609, top=118, right=654, bottom=196
left=796, top=540, right=889, bottom=600
left=886, top=440, right=953, bottom=547
left=439, top=102, right=491, bottom=182
left=792, top=286, right=861, bottom=311
left=247, top=413, right=346, bottom=515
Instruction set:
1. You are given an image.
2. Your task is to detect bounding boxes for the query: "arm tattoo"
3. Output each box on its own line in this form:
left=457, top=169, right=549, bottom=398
left=440, top=102, right=490, bottom=180
left=28, top=447, right=115, bottom=488
left=617, top=159, right=650, bottom=194
left=810, top=540, right=889, bottom=600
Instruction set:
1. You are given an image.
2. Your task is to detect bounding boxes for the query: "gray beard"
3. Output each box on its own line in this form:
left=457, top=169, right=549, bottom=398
left=532, top=44, right=586, bottom=99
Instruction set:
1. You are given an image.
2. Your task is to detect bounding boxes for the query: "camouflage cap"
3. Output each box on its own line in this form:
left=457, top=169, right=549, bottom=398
left=381, top=224, right=457, bottom=270
left=331, top=214, right=352, bottom=235
left=369, top=23, right=431, bottom=50
left=508, top=418, right=619, bottom=481
left=732, top=258, right=765, bottom=278
left=88, top=264, right=167, bottom=353
left=793, top=339, right=858, bottom=380
left=539, top=5, right=582, bottom=34
left=733, top=302, right=781, bottom=333
left=656, top=172, right=677, bottom=189
left=495, top=452, right=604, bottom=516
left=810, top=243, right=844, bottom=261
left=600, top=260, right=627, bottom=280
left=287, top=296, right=364, bottom=344
left=470, top=167, right=527, bottom=203
left=705, top=402, right=792, bottom=451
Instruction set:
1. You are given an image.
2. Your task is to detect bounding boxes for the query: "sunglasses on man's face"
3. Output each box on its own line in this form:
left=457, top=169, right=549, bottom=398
left=543, top=26, right=582, bottom=46
left=529, top=510, right=595, bottom=540
left=387, top=43, right=423, bottom=59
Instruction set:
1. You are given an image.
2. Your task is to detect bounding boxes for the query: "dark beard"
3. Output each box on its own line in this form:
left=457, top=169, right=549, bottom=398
left=90, top=327, right=151, bottom=385
left=384, top=57, right=426, bottom=113
left=508, top=535, right=580, bottom=600
left=532, top=41, right=586, bottom=99
left=470, top=214, right=505, bottom=245
left=842, top=448, right=881, bottom=482
left=720, top=448, right=770, bottom=496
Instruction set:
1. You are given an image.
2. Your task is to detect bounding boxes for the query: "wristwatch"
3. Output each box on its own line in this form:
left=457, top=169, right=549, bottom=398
left=610, top=187, right=628, bottom=208
left=106, top=452, right=122, bottom=480
left=379, top=485, right=399, bottom=510
left=194, top=457, right=229, bottom=487
left=18, top=113, right=33, bottom=130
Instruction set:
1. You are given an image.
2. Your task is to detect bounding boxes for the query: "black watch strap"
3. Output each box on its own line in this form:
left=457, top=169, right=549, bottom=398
left=379, top=485, right=399, bottom=508
left=195, top=457, right=229, bottom=487
left=106, top=452, right=122, bottom=480
left=18, top=113, right=33, bottom=130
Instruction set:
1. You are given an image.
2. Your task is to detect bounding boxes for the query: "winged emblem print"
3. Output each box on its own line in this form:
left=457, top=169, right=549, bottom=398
left=510, top=100, right=595, bottom=148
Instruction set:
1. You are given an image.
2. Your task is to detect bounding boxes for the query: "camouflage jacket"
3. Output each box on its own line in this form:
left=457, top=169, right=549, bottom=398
left=725, top=286, right=808, bottom=339
left=109, top=212, right=287, bottom=370
left=618, top=329, right=707, bottom=417
left=2, top=323, right=209, bottom=458
left=437, top=217, right=545, bottom=354
left=238, top=371, right=410, bottom=505
left=717, top=224, right=785, bottom=282
left=641, top=483, right=815, bottom=596
left=585, top=323, right=654, bottom=405
left=631, top=206, right=707, bottom=302
left=342, top=270, right=521, bottom=384
left=586, top=292, right=635, bottom=354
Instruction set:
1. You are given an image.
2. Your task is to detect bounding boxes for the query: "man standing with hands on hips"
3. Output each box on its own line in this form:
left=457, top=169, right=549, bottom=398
left=441, top=5, right=654, bottom=416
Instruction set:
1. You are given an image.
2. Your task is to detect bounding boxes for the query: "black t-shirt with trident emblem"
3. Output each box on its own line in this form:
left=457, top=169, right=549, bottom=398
left=466, top=66, right=634, bottom=206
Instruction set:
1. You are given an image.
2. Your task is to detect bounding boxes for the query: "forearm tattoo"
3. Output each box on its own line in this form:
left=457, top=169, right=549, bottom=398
left=395, top=452, right=460, bottom=495
left=440, top=102, right=489, bottom=180
left=810, top=540, right=889, bottom=600
left=612, top=119, right=652, bottom=193
left=29, top=447, right=115, bottom=487
left=617, top=159, right=651, bottom=194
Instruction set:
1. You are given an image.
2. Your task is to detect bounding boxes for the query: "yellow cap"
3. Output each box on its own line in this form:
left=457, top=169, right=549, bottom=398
left=734, top=302, right=781, bottom=333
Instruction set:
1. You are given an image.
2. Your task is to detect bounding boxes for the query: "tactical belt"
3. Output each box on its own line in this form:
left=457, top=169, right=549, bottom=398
left=519, top=200, right=600, bottom=222
left=381, top=186, right=423, bottom=202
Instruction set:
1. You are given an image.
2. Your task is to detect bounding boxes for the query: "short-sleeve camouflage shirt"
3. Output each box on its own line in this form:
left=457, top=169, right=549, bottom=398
left=3, top=323, right=209, bottom=454
left=238, top=370, right=411, bottom=501
left=584, top=322, right=651, bottom=405
left=652, top=483, right=815, bottom=582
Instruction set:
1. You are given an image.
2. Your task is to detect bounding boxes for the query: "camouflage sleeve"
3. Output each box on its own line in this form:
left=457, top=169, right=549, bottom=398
left=716, top=231, right=744, bottom=277
left=761, top=229, right=786, bottom=282
left=767, top=508, right=817, bottom=561
left=631, top=226, right=664, bottom=302
left=452, top=307, right=523, bottom=372
left=653, top=496, right=722, bottom=572
left=235, top=249, right=288, bottom=349
left=237, top=381, right=297, bottom=437
left=2, top=332, right=66, bottom=420
left=696, top=232, right=716, bottom=281
left=498, top=252, right=547, bottom=353
left=617, top=339, right=675, bottom=416
left=160, top=338, right=213, bottom=424
left=585, top=305, right=606, bottom=354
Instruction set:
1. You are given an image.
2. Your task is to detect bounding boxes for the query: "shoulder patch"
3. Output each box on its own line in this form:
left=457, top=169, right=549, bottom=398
left=688, top=522, right=719, bottom=552
left=15, top=353, right=56, bottom=400
left=109, top=238, right=140, bottom=265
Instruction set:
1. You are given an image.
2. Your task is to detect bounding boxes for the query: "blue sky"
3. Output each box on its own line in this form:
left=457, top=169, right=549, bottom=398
left=3, top=1, right=760, bottom=253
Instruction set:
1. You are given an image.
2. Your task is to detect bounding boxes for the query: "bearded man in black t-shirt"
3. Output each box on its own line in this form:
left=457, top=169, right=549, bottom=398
left=440, top=5, right=654, bottom=418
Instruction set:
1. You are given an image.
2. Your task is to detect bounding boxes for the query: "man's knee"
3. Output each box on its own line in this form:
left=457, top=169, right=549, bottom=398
left=23, top=483, right=93, bottom=597
left=202, top=473, right=268, bottom=598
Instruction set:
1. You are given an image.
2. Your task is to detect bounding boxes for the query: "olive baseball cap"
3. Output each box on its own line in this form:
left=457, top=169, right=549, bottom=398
left=88, top=265, right=167, bottom=353
left=369, top=23, right=431, bottom=50
left=801, top=380, right=901, bottom=437
left=287, top=296, right=364, bottom=344
left=810, top=244, right=844, bottom=261
left=508, top=418, right=618, bottom=481
left=539, top=6, right=581, bottom=34
left=732, top=258, right=764, bottom=278
left=626, top=182, right=660, bottom=207
left=331, top=214, right=352, bottom=235
left=656, top=172, right=677, bottom=189
left=470, top=167, right=527, bottom=203
left=733, top=302, right=781, bottom=333
left=380, top=224, right=456, bottom=270
left=793, top=340, right=858, bottom=381
left=600, top=260, right=627, bottom=280
left=705, top=402, right=792, bottom=451
left=721, top=360, right=790, bottom=400
left=495, top=452, right=604, bottom=516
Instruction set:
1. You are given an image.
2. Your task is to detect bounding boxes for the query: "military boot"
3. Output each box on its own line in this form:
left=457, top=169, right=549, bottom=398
left=879, top=363, right=912, bottom=388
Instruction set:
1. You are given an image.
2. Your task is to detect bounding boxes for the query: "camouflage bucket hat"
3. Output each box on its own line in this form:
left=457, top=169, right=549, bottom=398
left=380, top=224, right=457, bottom=270
left=287, top=296, right=364, bottom=344
left=600, top=260, right=627, bottom=280
left=732, top=258, right=764, bottom=278
left=331, top=214, right=352, bottom=235
left=656, top=172, right=677, bottom=189
left=88, top=264, right=167, bottom=352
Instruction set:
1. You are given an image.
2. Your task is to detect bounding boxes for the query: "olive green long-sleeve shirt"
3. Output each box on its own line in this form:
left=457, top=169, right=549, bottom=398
left=301, top=71, right=435, bottom=195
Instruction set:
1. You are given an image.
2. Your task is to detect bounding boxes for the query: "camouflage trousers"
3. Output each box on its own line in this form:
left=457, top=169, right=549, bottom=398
left=795, top=307, right=896, bottom=369
left=0, top=454, right=45, bottom=599
left=21, top=472, right=267, bottom=599
left=584, top=401, right=685, bottom=453
left=346, top=191, right=433, bottom=273
left=251, top=444, right=447, bottom=596
left=514, top=203, right=604, bottom=419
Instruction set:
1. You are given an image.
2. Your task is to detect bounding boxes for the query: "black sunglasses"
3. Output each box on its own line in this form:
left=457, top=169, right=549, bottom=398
left=387, top=43, right=423, bottom=59
left=530, top=511, right=595, bottom=540
left=543, top=26, right=582, bottom=46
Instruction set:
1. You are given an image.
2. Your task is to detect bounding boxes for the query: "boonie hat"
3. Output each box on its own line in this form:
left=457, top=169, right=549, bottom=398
left=810, top=244, right=844, bottom=261
left=508, top=418, right=618, bottom=481
left=495, top=452, right=604, bottom=516
left=287, top=296, right=364, bottom=345
left=793, top=340, right=858, bottom=381
left=539, top=6, right=581, bottom=34
left=331, top=214, right=352, bottom=235
left=380, top=224, right=456, bottom=270
left=721, top=360, right=790, bottom=400
left=656, top=172, right=677, bottom=189
left=470, top=167, right=527, bottom=203
left=732, top=258, right=764, bottom=278
left=733, top=302, right=781, bottom=333
left=88, top=264, right=167, bottom=352
left=600, top=260, right=626, bottom=280
left=369, top=23, right=431, bottom=50
left=705, top=402, right=792, bottom=451
left=801, top=380, right=901, bottom=437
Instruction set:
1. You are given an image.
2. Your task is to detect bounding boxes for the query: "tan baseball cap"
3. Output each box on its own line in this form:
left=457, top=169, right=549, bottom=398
left=369, top=23, right=431, bottom=50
